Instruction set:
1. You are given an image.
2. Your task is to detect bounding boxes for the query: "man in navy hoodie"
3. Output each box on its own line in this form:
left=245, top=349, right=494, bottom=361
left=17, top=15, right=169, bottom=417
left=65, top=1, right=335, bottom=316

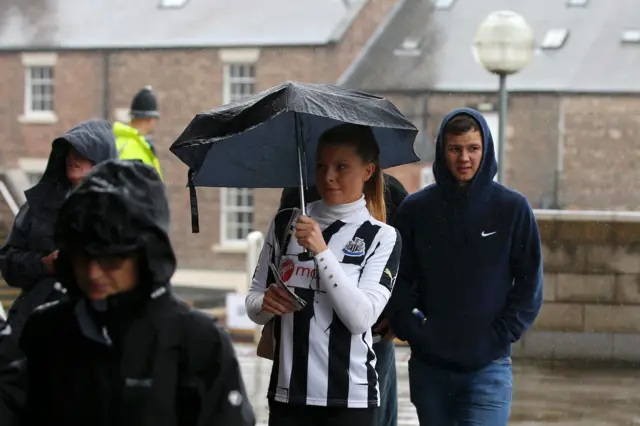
left=387, top=108, right=543, bottom=425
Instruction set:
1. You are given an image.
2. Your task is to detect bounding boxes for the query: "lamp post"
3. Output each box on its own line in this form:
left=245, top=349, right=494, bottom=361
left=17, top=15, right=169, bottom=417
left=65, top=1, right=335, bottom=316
left=473, top=10, right=535, bottom=184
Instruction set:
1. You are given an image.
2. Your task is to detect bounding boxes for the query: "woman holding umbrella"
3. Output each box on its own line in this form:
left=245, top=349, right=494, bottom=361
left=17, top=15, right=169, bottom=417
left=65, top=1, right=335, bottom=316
left=246, top=123, right=402, bottom=426
left=170, top=80, right=419, bottom=425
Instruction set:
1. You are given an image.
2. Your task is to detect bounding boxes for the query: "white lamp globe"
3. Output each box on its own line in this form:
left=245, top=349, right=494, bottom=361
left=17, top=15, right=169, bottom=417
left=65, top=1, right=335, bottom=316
left=473, top=10, right=535, bottom=75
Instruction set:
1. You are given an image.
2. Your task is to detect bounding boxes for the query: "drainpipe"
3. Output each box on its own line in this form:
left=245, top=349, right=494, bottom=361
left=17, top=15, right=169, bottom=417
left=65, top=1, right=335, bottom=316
left=102, top=50, right=111, bottom=120
left=407, top=91, right=430, bottom=161
left=553, top=97, right=565, bottom=209
left=420, top=92, right=429, bottom=160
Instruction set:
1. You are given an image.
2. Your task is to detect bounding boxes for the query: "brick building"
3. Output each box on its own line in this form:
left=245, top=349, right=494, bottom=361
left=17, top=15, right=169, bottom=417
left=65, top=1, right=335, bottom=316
left=0, top=0, right=401, bottom=282
left=341, top=0, right=640, bottom=210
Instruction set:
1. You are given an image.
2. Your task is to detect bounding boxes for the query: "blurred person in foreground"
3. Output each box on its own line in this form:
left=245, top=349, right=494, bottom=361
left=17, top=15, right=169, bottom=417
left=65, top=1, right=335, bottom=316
left=114, top=85, right=163, bottom=179
left=278, top=172, right=408, bottom=426
left=387, top=108, right=543, bottom=426
left=18, top=160, right=254, bottom=426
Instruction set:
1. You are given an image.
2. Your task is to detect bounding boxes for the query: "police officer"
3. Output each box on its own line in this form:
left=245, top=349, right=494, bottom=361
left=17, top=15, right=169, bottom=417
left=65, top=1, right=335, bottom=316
left=114, top=86, right=163, bottom=178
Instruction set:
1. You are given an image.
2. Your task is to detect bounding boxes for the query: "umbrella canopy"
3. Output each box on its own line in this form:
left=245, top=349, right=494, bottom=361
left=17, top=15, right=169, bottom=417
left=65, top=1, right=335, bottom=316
left=171, top=81, right=419, bottom=187
left=170, top=81, right=420, bottom=232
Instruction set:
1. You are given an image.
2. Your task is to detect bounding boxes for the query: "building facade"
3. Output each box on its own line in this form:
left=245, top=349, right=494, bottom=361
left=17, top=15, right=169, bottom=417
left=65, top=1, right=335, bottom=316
left=0, top=0, right=401, bottom=279
left=342, top=0, right=640, bottom=211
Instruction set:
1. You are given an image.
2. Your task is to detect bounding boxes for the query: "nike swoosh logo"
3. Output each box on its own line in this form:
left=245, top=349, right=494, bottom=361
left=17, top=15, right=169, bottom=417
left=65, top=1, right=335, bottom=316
left=481, top=231, right=497, bottom=237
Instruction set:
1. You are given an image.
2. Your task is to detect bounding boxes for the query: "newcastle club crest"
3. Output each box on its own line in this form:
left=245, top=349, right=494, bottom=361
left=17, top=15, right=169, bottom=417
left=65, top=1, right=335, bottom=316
left=342, top=237, right=366, bottom=257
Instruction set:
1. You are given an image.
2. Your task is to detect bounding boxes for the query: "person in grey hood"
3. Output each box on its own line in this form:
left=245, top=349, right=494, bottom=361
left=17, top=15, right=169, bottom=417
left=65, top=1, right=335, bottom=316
left=17, top=160, right=255, bottom=426
left=0, top=119, right=118, bottom=338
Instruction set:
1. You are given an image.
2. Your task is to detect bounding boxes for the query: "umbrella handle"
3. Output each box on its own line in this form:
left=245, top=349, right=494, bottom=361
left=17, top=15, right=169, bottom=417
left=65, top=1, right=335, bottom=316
left=296, top=124, right=312, bottom=262
left=296, top=183, right=313, bottom=262
left=298, top=251, right=313, bottom=262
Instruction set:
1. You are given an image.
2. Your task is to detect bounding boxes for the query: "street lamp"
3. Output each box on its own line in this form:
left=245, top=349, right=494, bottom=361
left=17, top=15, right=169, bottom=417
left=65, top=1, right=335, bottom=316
left=473, top=10, right=535, bottom=184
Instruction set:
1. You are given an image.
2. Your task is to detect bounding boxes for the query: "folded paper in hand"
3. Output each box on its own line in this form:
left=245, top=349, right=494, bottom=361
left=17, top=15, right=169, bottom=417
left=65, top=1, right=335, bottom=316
left=269, top=262, right=307, bottom=311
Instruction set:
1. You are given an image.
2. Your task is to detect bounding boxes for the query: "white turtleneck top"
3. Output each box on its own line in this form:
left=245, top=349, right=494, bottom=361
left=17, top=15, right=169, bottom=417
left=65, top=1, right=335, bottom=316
left=246, top=195, right=401, bottom=409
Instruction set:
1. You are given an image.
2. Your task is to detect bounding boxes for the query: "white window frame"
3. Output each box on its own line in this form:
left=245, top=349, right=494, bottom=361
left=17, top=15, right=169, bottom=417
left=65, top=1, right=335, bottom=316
left=19, top=53, right=57, bottom=124
left=219, top=48, right=260, bottom=65
left=158, top=0, right=188, bottom=8
left=621, top=29, right=640, bottom=44
left=221, top=60, right=258, bottom=105
left=18, top=157, right=47, bottom=189
left=113, top=108, right=131, bottom=123
left=219, top=187, right=255, bottom=249
left=421, top=166, right=435, bottom=188
left=215, top=50, right=260, bottom=252
left=435, top=0, right=455, bottom=10
left=482, top=112, right=499, bottom=182
left=541, top=29, right=569, bottom=50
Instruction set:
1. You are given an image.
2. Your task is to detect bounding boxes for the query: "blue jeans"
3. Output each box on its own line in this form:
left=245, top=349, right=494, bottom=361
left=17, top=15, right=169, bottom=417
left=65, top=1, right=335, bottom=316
left=408, top=356, right=512, bottom=426
left=373, top=339, right=397, bottom=426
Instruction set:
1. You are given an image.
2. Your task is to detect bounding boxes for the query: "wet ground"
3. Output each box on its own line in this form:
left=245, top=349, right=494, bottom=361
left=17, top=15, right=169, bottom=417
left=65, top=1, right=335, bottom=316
left=235, top=343, right=640, bottom=425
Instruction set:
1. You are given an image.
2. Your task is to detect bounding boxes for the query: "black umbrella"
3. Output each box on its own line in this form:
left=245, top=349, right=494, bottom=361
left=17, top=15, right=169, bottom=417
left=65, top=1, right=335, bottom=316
left=171, top=81, right=419, bottom=233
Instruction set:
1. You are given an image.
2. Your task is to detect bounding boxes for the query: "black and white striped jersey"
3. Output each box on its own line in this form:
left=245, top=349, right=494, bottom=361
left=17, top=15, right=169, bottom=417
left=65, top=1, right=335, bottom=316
left=246, top=196, right=402, bottom=408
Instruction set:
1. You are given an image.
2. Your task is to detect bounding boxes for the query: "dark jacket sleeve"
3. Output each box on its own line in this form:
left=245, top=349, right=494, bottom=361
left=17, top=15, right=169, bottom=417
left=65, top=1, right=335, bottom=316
left=492, top=199, right=543, bottom=345
left=0, top=204, right=48, bottom=290
left=197, top=324, right=255, bottom=426
left=386, top=200, right=423, bottom=345
left=19, top=307, right=48, bottom=424
left=383, top=174, right=409, bottom=224
left=0, top=307, right=40, bottom=425
left=0, top=332, right=27, bottom=425
left=380, top=175, right=408, bottom=323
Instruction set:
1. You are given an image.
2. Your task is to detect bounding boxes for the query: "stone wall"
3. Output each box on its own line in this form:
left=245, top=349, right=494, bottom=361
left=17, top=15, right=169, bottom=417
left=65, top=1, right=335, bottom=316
left=515, top=210, right=640, bottom=362
left=384, top=92, right=640, bottom=211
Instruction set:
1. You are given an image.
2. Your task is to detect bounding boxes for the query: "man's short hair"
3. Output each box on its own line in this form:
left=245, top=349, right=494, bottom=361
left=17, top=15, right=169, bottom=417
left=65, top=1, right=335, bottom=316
left=443, top=114, right=481, bottom=138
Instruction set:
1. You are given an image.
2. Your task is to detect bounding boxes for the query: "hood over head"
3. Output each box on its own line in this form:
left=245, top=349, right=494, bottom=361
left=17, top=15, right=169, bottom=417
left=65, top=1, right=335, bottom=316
left=53, top=159, right=176, bottom=303
left=26, top=119, right=118, bottom=205
left=433, top=107, right=498, bottom=197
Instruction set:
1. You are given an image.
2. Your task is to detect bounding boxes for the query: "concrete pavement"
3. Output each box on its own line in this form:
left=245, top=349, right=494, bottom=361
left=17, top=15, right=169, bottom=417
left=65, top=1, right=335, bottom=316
left=235, top=343, right=640, bottom=426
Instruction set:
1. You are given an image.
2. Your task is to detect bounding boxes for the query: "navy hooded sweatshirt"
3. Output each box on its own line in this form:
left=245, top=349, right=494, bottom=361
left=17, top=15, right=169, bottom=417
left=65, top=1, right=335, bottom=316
left=387, top=107, right=543, bottom=371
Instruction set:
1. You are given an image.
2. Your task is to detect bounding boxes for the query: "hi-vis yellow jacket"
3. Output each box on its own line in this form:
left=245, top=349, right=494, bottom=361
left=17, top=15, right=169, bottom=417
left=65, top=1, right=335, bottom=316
left=113, top=122, right=163, bottom=180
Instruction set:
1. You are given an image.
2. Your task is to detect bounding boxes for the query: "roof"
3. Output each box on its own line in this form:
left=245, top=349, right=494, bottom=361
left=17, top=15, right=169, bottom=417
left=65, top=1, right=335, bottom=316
left=341, top=0, right=640, bottom=93
left=0, top=0, right=365, bottom=49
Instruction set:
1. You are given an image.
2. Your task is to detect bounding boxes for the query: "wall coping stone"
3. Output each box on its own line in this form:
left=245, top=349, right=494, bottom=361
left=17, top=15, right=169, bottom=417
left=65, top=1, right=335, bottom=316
left=535, top=209, right=640, bottom=223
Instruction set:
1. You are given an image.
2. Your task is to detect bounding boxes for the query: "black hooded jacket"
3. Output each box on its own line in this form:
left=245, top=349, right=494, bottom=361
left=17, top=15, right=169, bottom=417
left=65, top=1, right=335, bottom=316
left=18, top=160, right=255, bottom=426
left=0, top=119, right=118, bottom=338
